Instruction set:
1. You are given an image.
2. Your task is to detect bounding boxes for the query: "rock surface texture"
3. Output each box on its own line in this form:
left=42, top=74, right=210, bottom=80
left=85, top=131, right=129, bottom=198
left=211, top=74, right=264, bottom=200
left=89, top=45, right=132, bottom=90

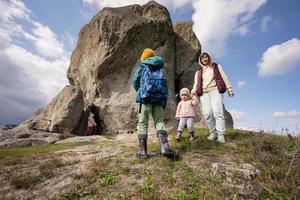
left=24, top=85, right=84, bottom=133
left=67, top=1, right=178, bottom=133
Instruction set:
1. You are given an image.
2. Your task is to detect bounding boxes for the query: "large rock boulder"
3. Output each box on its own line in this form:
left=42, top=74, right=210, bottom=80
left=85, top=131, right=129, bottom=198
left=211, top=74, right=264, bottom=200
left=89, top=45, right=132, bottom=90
left=174, top=21, right=201, bottom=86
left=224, top=108, right=234, bottom=128
left=23, top=85, right=84, bottom=133
left=0, top=85, right=84, bottom=148
left=67, top=1, right=177, bottom=133
left=0, top=128, right=62, bottom=148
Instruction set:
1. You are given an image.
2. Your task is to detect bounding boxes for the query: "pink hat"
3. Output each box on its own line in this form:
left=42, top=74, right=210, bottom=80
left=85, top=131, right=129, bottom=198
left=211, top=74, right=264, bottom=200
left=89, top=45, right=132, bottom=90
left=180, top=88, right=190, bottom=97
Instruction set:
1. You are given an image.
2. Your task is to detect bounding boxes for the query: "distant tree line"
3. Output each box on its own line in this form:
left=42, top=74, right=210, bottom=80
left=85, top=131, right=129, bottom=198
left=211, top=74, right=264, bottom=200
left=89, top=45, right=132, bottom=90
left=2, top=124, right=18, bottom=130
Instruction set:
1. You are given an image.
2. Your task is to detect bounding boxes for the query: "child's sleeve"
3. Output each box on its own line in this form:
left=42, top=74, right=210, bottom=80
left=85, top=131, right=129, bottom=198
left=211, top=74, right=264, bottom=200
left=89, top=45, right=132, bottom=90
left=191, top=95, right=199, bottom=106
left=132, top=65, right=143, bottom=91
left=175, top=102, right=181, bottom=118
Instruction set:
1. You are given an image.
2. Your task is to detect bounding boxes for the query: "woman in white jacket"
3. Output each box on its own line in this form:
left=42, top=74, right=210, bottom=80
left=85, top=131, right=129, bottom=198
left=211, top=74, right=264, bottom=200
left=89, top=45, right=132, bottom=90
left=191, top=52, right=234, bottom=143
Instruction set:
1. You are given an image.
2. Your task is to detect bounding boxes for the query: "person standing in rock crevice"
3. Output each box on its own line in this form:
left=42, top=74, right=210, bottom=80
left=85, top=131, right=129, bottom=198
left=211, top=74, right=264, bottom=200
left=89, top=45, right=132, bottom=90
left=132, top=48, right=178, bottom=160
left=191, top=52, right=234, bottom=143
left=85, top=112, right=97, bottom=136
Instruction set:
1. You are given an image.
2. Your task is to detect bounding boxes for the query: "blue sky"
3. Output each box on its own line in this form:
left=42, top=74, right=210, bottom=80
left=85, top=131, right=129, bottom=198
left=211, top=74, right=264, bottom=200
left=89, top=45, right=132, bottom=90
left=0, top=0, right=300, bottom=134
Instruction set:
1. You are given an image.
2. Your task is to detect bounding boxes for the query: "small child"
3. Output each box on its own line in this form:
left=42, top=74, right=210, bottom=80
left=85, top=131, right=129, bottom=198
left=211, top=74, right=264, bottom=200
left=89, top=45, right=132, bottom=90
left=175, top=88, right=199, bottom=142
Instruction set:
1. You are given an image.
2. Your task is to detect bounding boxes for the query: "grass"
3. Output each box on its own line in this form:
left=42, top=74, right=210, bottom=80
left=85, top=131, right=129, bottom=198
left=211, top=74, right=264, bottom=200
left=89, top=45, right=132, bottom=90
left=0, top=141, right=93, bottom=171
left=0, top=141, right=93, bottom=161
left=7, top=158, right=70, bottom=189
left=1, top=128, right=299, bottom=199
left=74, top=147, right=230, bottom=199
left=10, top=173, right=42, bottom=189
left=9, top=167, right=54, bottom=189
left=162, top=171, right=176, bottom=185
left=50, top=185, right=95, bottom=200
left=0, top=141, right=93, bottom=192
left=233, top=131, right=300, bottom=199
left=140, top=178, right=158, bottom=193
left=100, top=171, right=119, bottom=186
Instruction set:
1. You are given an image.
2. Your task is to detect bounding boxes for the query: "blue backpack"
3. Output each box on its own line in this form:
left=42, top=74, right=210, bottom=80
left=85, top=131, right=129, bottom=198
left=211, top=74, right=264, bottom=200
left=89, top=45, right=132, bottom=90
left=139, top=64, right=168, bottom=104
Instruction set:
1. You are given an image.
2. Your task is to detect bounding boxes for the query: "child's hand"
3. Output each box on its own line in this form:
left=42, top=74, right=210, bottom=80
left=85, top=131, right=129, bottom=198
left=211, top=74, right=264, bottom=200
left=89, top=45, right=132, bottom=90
left=176, top=117, right=179, bottom=121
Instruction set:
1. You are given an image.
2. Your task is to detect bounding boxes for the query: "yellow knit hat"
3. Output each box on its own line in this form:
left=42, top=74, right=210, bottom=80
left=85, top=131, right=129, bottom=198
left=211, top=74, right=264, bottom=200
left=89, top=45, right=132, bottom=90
left=140, top=48, right=155, bottom=62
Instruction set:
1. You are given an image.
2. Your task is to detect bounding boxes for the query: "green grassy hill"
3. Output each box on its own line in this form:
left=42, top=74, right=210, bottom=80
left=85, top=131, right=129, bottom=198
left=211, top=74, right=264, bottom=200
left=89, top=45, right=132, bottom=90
left=0, top=129, right=299, bottom=200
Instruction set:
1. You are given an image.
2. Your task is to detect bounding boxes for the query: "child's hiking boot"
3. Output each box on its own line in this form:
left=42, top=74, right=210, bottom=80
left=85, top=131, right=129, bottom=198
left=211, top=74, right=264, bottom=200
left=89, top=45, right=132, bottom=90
left=175, top=132, right=182, bottom=142
left=157, top=130, right=179, bottom=160
left=137, top=134, right=148, bottom=159
left=207, top=132, right=217, bottom=141
left=217, top=134, right=225, bottom=143
left=189, top=131, right=195, bottom=142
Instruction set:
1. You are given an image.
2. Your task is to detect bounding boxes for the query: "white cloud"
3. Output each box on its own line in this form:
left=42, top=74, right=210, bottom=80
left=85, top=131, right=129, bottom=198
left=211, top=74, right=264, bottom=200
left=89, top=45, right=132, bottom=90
left=0, top=0, right=69, bottom=125
left=236, top=24, right=250, bottom=37
left=4, top=44, right=69, bottom=101
left=285, top=119, right=300, bottom=126
left=29, top=22, right=66, bottom=59
left=228, top=109, right=246, bottom=121
left=62, top=32, right=77, bottom=51
left=228, top=109, right=260, bottom=131
left=260, top=15, right=271, bottom=32
left=0, top=0, right=30, bottom=41
left=192, top=0, right=266, bottom=57
left=237, top=80, right=247, bottom=89
left=273, top=110, right=300, bottom=119
left=228, top=109, right=247, bottom=128
left=273, top=110, right=300, bottom=129
left=0, top=0, right=30, bottom=20
left=257, top=38, right=300, bottom=76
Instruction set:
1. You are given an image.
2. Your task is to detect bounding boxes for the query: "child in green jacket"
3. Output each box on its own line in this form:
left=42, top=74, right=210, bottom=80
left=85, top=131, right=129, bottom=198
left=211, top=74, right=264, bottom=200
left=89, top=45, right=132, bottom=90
left=132, top=48, right=178, bottom=160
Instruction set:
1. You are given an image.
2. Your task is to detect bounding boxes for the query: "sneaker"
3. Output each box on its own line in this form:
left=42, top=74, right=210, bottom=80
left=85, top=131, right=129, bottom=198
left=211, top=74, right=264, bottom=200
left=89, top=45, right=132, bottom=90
left=217, top=135, right=225, bottom=143
left=189, top=132, right=195, bottom=142
left=189, top=135, right=195, bottom=142
left=207, top=133, right=217, bottom=141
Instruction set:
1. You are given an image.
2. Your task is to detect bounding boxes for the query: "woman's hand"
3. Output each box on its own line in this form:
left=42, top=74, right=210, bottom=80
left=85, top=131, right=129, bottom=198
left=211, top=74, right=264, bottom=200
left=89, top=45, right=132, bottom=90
left=228, top=90, right=234, bottom=97
left=191, top=90, right=196, bottom=97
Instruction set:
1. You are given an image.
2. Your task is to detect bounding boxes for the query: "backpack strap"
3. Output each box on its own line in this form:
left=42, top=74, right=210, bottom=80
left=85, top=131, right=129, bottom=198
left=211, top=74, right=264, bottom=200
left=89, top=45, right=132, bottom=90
left=139, top=103, right=142, bottom=113
left=138, top=63, right=147, bottom=113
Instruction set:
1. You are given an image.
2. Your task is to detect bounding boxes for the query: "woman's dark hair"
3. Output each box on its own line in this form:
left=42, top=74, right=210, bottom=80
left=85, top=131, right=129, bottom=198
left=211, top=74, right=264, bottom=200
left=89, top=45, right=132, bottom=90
left=199, top=52, right=212, bottom=66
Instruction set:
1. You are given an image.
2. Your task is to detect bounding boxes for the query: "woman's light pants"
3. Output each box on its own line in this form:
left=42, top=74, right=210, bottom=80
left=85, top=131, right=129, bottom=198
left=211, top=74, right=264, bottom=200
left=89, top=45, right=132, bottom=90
left=200, top=89, right=225, bottom=137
